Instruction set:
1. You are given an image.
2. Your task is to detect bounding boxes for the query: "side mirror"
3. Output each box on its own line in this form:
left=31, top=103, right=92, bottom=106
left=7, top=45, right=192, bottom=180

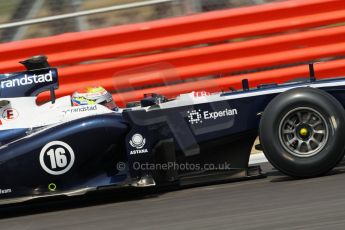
left=19, top=55, right=50, bottom=71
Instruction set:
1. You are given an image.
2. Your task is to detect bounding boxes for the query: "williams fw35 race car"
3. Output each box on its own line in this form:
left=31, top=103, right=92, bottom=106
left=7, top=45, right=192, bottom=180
left=0, top=56, right=345, bottom=205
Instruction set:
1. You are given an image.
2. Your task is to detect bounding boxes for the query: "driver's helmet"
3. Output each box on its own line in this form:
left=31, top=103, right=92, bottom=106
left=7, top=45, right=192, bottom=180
left=71, top=86, right=118, bottom=110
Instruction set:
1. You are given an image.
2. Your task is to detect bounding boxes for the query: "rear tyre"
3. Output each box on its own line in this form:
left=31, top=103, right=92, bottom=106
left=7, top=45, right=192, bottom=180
left=259, top=87, right=345, bottom=178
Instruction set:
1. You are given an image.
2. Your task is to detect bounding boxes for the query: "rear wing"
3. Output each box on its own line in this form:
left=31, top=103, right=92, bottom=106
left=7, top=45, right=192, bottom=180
left=0, top=56, right=58, bottom=101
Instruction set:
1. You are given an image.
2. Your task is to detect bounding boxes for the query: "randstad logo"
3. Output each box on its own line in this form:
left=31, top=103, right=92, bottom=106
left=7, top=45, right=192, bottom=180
left=0, top=71, right=53, bottom=88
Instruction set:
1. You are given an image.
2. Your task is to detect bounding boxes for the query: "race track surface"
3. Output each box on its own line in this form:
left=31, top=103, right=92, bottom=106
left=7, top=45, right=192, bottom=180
left=2, top=162, right=345, bottom=230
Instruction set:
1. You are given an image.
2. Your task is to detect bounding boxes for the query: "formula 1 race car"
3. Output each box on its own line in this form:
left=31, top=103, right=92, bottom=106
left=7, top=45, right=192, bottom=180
left=0, top=56, right=345, bottom=205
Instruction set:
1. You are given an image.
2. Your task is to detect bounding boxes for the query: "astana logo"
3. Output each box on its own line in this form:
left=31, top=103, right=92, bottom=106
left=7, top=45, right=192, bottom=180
left=129, top=133, right=146, bottom=149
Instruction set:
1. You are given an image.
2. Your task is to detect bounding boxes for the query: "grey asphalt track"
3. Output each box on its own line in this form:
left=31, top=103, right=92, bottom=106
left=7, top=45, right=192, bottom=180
left=2, top=162, right=345, bottom=230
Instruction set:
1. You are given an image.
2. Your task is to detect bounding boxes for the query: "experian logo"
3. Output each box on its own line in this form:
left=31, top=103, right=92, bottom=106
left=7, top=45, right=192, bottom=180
left=0, top=71, right=53, bottom=88
left=187, top=108, right=238, bottom=125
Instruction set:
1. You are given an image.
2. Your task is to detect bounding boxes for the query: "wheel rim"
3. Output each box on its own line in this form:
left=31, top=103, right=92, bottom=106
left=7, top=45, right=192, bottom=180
left=278, top=107, right=329, bottom=157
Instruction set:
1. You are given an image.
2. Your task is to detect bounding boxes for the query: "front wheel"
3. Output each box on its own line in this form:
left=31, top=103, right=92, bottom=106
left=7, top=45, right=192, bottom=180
left=259, top=87, right=345, bottom=178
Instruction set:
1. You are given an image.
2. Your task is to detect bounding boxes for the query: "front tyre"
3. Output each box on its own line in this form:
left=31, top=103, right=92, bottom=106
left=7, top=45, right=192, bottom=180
left=259, top=87, right=345, bottom=178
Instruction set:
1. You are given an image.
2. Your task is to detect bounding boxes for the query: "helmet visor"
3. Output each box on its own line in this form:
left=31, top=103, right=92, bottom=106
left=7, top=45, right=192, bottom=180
left=100, top=100, right=117, bottom=110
